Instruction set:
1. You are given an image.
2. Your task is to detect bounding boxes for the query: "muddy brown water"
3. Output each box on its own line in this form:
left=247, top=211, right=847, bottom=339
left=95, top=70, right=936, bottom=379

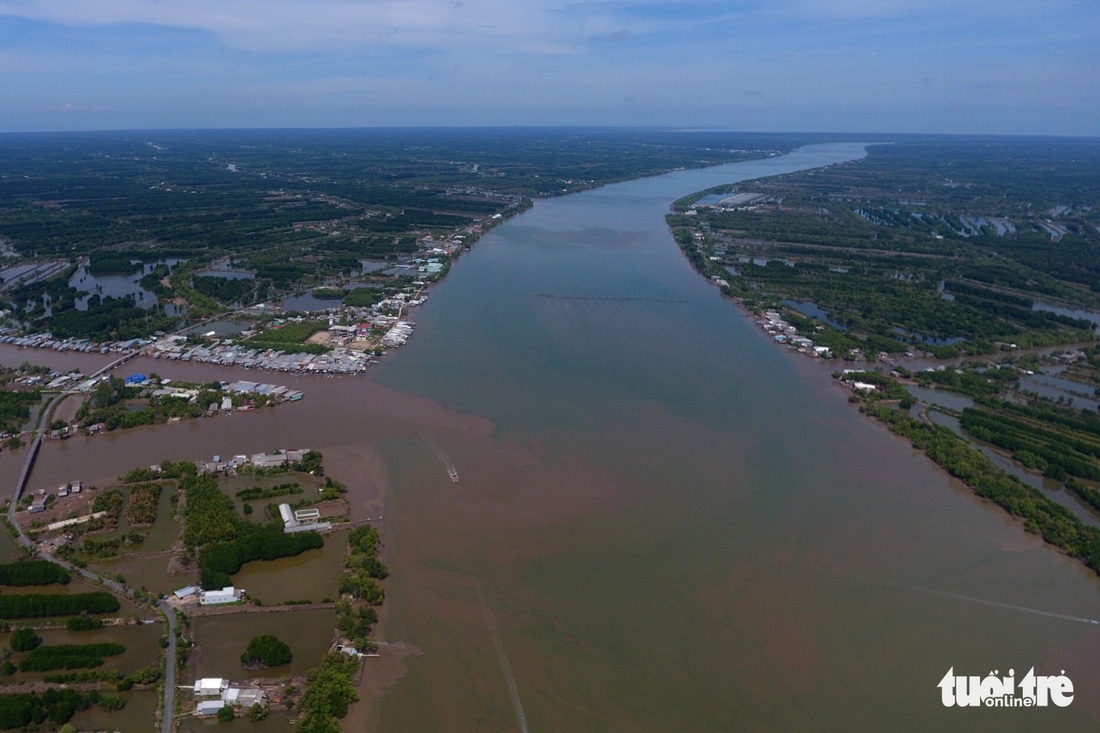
left=2, top=144, right=1098, bottom=730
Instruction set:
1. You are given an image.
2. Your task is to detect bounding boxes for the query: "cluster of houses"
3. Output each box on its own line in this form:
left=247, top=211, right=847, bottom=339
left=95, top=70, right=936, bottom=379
left=380, top=320, right=414, bottom=348
left=28, top=481, right=84, bottom=514
left=2, top=261, right=437, bottom=374
left=756, top=310, right=832, bottom=358
left=197, top=448, right=311, bottom=475
left=145, top=334, right=372, bottom=374
left=173, top=585, right=245, bottom=606
left=223, top=380, right=303, bottom=403
left=191, top=677, right=267, bottom=717
left=321, top=313, right=415, bottom=350
left=0, top=332, right=148, bottom=354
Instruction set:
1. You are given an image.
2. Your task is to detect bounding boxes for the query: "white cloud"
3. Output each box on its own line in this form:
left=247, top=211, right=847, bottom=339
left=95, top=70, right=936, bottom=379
left=0, top=0, right=570, bottom=53
left=0, top=1, right=785, bottom=55
left=0, top=0, right=1095, bottom=133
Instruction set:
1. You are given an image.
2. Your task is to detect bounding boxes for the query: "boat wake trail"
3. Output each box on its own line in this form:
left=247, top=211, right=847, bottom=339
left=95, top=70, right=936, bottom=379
left=911, top=585, right=1100, bottom=625
left=459, top=542, right=530, bottom=732
left=831, top=567, right=1100, bottom=625
left=422, top=437, right=459, bottom=482
left=477, top=587, right=531, bottom=733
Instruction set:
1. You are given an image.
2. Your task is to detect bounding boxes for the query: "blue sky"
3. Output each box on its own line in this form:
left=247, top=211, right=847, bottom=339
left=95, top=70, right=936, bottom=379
left=0, top=0, right=1097, bottom=134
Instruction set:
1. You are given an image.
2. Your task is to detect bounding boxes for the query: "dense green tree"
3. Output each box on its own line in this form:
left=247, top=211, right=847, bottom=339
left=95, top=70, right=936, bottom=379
left=0, top=561, right=70, bottom=586
left=241, top=635, right=292, bottom=668
left=9, top=628, right=41, bottom=652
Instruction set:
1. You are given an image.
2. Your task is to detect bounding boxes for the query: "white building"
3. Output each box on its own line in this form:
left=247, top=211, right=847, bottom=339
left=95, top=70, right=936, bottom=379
left=293, top=508, right=320, bottom=524
left=196, top=699, right=226, bottom=716
left=278, top=503, right=296, bottom=528
left=225, top=687, right=267, bottom=707
left=194, top=678, right=228, bottom=696
left=251, top=452, right=288, bottom=469
left=199, top=587, right=243, bottom=605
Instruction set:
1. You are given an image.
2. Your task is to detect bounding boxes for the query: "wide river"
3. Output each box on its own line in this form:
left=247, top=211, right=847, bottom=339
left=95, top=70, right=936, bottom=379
left=5, top=143, right=1099, bottom=731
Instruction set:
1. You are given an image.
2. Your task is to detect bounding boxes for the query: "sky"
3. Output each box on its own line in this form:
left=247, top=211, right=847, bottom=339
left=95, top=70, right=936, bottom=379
left=0, top=0, right=1097, bottom=135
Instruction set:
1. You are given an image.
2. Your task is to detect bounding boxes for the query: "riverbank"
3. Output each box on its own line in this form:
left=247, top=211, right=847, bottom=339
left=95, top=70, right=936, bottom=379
left=8, top=142, right=1100, bottom=730
left=359, top=142, right=1100, bottom=731
left=666, top=180, right=1100, bottom=581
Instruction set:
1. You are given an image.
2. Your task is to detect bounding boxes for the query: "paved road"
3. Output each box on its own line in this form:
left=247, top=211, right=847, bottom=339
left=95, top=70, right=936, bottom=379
left=7, top=365, right=179, bottom=733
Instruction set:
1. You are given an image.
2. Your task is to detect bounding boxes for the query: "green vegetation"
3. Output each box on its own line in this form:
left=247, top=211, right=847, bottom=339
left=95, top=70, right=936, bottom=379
left=835, top=371, right=911, bottom=401
left=336, top=525, right=388, bottom=649
left=139, top=263, right=174, bottom=300
left=124, top=483, right=163, bottom=525
left=77, top=378, right=272, bottom=432
left=38, top=664, right=159, bottom=690
left=65, top=614, right=104, bottom=632
left=9, top=628, right=41, bottom=652
left=90, top=489, right=124, bottom=530
left=245, top=320, right=327, bottom=353
left=0, top=592, right=119, bottom=619
left=18, top=642, right=125, bottom=672
left=48, top=296, right=177, bottom=342
left=317, top=477, right=346, bottom=501
left=0, top=689, right=118, bottom=729
left=665, top=138, right=1100, bottom=581
left=914, top=364, right=1020, bottom=398
left=342, top=288, right=378, bottom=308
left=860, top=398, right=1100, bottom=575
left=200, top=527, right=323, bottom=587
left=0, top=561, right=70, bottom=587
left=890, top=345, right=1100, bottom=547
left=79, top=392, right=206, bottom=431
left=183, top=471, right=325, bottom=588
left=88, top=252, right=141, bottom=275
left=0, top=389, right=40, bottom=435
left=961, top=403, right=1100, bottom=482
left=240, top=635, right=292, bottom=668
left=342, top=525, right=389, bottom=583
left=0, top=129, right=798, bottom=339
left=78, top=532, right=147, bottom=558
left=668, top=140, right=1099, bottom=359
left=192, top=275, right=255, bottom=303
left=294, top=450, right=325, bottom=475
left=296, top=652, right=360, bottom=733
left=235, top=482, right=303, bottom=501
left=121, top=460, right=197, bottom=483
left=182, top=474, right=242, bottom=547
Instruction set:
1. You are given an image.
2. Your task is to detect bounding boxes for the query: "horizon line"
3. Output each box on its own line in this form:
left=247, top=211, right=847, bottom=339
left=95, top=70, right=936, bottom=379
left=1, top=126, right=1098, bottom=142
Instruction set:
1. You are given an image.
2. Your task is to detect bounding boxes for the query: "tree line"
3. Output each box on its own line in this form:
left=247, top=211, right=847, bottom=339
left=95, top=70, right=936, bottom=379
left=0, top=561, right=70, bottom=587
left=0, top=593, right=119, bottom=619
left=862, top=401, right=1100, bottom=575
left=0, top=688, right=123, bottom=729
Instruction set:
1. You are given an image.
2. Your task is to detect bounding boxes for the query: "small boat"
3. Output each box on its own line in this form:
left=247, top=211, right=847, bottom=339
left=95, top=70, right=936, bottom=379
left=448, top=467, right=459, bottom=483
